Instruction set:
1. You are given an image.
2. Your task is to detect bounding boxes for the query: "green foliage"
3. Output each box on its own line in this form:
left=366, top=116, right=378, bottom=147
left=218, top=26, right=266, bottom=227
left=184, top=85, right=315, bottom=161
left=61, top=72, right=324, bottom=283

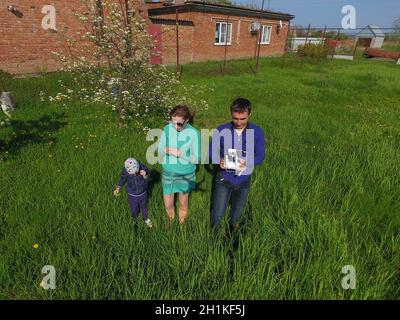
left=324, top=31, right=348, bottom=40
left=297, top=43, right=332, bottom=59
left=1, top=57, right=399, bottom=299
left=48, top=0, right=207, bottom=129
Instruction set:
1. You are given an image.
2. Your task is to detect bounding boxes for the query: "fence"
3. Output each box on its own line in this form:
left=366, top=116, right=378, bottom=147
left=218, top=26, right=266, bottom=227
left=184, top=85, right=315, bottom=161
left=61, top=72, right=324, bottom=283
left=281, top=26, right=400, bottom=67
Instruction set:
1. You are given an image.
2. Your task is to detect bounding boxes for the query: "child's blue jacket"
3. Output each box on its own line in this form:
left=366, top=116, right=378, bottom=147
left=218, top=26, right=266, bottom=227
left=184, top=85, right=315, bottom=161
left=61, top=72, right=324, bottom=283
left=118, top=162, right=151, bottom=196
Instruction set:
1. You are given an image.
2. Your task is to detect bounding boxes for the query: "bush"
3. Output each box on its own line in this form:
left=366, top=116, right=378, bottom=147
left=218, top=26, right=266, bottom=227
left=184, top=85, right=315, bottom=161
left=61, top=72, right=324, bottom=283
left=297, top=43, right=332, bottom=59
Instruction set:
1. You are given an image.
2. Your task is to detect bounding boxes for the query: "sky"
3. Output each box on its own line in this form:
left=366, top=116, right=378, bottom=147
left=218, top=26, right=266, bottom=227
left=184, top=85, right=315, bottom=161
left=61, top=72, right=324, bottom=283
left=237, top=0, right=399, bottom=29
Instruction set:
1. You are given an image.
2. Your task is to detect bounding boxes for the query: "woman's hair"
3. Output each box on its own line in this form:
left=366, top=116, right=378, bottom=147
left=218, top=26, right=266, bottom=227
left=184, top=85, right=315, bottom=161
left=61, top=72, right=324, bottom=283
left=169, top=105, right=195, bottom=123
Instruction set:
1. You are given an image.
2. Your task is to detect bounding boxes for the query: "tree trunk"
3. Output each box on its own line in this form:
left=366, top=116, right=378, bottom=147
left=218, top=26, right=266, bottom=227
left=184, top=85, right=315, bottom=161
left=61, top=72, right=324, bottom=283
left=119, top=119, right=127, bottom=129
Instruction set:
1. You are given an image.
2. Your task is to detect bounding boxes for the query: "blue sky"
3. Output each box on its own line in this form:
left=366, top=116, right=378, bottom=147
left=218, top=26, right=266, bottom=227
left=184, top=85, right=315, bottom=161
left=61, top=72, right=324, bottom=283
left=237, top=0, right=399, bottom=28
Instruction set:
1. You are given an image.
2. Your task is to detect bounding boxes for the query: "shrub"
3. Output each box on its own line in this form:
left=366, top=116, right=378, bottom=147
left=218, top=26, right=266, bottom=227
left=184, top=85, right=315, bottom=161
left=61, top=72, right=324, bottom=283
left=297, top=43, right=332, bottom=59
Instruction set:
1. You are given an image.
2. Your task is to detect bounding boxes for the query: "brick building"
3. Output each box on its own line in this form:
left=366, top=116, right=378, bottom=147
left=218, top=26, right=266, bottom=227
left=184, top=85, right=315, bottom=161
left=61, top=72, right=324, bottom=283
left=147, top=1, right=294, bottom=65
left=0, top=0, right=294, bottom=75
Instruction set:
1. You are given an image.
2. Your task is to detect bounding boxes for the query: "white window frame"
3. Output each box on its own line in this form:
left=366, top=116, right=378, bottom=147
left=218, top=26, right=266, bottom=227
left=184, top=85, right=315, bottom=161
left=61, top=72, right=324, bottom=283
left=260, top=25, right=272, bottom=44
left=215, top=22, right=232, bottom=46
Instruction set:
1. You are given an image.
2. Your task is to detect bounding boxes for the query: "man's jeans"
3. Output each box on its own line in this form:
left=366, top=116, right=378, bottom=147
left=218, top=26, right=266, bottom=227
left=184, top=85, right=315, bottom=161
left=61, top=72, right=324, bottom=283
left=210, top=172, right=251, bottom=229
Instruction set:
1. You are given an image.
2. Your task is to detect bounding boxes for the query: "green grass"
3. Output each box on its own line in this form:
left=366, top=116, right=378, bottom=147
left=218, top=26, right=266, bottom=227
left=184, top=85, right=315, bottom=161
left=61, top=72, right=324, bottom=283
left=0, top=56, right=399, bottom=299
left=382, top=40, right=400, bottom=52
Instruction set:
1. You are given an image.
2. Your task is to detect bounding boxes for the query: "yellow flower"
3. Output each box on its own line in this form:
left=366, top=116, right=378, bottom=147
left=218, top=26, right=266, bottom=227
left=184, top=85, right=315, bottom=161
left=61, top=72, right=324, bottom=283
left=33, top=243, right=39, bottom=249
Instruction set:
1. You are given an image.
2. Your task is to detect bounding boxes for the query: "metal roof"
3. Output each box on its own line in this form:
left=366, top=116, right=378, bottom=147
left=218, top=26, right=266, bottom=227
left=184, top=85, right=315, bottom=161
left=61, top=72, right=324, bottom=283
left=357, top=25, right=385, bottom=38
left=147, top=1, right=295, bottom=21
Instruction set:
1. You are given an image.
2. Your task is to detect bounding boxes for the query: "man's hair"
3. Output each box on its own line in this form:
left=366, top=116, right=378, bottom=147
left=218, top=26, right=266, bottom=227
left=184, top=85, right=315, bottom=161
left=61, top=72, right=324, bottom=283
left=230, top=98, right=251, bottom=114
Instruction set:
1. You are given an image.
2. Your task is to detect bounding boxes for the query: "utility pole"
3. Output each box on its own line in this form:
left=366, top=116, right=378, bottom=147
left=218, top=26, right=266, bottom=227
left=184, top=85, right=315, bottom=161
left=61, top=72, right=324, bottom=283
left=176, top=8, right=180, bottom=74
left=255, top=0, right=265, bottom=73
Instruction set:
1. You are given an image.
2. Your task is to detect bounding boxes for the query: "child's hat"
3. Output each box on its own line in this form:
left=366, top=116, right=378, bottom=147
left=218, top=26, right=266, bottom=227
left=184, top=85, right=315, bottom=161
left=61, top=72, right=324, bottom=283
left=125, top=158, right=140, bottom=175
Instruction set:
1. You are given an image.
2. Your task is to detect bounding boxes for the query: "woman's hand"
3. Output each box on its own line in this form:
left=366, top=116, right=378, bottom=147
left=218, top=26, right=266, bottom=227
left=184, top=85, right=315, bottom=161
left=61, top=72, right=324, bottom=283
left=165, top=147, right=180, bottom=157
left=238, top=158, right=246, bottom=169
left=140, top=170, right=147, bottom=178
left=220, top=158, right=226, bottom=169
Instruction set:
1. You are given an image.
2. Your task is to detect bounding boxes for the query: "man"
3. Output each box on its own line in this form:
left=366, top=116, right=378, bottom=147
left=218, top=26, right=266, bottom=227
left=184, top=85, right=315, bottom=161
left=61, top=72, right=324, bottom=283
left=209, top=98, right=266, bottom=230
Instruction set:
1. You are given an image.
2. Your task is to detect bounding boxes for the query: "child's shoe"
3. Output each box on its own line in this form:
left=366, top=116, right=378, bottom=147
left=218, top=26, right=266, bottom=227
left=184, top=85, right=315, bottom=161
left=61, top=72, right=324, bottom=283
left=144, top=219, right=153, bottom=228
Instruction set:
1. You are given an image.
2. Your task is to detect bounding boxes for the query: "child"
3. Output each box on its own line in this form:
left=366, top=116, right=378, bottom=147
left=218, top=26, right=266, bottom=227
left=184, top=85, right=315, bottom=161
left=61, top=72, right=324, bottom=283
left=114, top=157, right=153, bottom=228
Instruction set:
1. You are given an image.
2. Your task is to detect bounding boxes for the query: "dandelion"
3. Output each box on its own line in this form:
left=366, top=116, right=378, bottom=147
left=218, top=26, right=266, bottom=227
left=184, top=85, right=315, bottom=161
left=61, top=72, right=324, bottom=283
left=33, top=243, right=39, bottom=249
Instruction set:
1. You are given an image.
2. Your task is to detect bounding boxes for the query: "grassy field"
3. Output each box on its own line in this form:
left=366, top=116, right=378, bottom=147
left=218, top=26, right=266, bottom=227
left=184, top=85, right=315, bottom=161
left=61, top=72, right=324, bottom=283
left=0, top=56, right=399, bottom=299
left=382, top=40, right=400, bottom=52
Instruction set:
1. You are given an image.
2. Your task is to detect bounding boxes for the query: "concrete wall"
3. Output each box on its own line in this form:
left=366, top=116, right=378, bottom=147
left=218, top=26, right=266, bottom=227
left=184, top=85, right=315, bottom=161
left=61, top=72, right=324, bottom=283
left=371, top=37, right=384, bottom=49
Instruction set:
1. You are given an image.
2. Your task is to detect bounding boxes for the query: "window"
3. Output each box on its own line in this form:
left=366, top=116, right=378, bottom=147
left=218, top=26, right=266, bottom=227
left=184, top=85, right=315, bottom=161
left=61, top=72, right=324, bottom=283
left=260, top=25, right=272, bottom=44
left=215, top=22, right=232, bottom=45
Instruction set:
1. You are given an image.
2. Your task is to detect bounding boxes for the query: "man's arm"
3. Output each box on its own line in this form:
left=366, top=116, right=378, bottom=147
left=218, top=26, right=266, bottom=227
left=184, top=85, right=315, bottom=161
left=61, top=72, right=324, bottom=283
left=254, top=127, right=266, bottom=166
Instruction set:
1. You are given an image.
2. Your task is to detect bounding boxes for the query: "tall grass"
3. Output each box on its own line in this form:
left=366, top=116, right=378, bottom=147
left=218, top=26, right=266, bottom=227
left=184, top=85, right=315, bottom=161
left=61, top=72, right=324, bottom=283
left=0, top=56, right=399, bottom=299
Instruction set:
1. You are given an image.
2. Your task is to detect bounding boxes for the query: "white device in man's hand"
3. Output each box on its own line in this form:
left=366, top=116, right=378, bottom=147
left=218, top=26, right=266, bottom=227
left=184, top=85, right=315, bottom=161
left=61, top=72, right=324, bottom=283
left=225, top=149, right=238, bottom=170
left=224, top=148, right=247, bottom=176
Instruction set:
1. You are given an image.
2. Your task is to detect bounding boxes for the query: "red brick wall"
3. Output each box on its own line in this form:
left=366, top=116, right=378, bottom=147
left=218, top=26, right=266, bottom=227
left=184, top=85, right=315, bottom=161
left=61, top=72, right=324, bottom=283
left=151, top=10, right=290, bottom=65
left=0, top=0, right=93, bottom=74
left=0, top=0, right=149, bottom=75
left=0, top=1, right=290, bottom=74
left=153, top=21, right=194, bottom=65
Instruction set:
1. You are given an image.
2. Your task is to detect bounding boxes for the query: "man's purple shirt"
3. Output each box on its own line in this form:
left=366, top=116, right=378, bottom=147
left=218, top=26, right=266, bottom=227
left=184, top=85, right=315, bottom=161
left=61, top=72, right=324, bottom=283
left=209, top=122, right=266, bottom=185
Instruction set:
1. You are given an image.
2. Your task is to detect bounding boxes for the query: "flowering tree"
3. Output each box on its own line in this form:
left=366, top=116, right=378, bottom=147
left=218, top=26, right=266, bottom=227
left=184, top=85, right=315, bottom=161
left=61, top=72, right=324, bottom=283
left=46, top=0, right=208, bottom=128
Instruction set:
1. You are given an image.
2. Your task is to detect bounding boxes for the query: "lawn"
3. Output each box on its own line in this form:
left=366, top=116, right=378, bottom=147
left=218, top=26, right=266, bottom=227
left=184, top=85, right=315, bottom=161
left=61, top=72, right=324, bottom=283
left=382, top=40, right=400, bottom=52
left=0, top=56, right=399, bottom=299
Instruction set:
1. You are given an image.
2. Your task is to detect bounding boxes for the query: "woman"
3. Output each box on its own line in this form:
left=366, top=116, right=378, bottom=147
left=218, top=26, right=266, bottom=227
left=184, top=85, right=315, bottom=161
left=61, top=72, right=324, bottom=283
left=158, top=105, right=201, bottom=225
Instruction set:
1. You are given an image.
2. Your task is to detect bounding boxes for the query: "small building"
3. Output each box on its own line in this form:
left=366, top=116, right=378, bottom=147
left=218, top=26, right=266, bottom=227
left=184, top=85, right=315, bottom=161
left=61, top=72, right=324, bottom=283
left=356, top=25, right=385, bottom=48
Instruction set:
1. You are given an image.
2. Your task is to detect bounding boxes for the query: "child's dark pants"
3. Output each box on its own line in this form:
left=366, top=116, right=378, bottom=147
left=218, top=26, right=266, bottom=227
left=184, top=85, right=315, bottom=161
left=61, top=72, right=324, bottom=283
left=127, top=192, right=148, bottom=220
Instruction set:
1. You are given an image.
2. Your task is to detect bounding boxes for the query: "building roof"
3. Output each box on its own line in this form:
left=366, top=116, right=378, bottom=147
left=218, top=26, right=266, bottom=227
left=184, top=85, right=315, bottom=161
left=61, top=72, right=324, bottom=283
left=357, top=25, right=385, bottom=38
left=147, top=1, right=295, bottom=21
